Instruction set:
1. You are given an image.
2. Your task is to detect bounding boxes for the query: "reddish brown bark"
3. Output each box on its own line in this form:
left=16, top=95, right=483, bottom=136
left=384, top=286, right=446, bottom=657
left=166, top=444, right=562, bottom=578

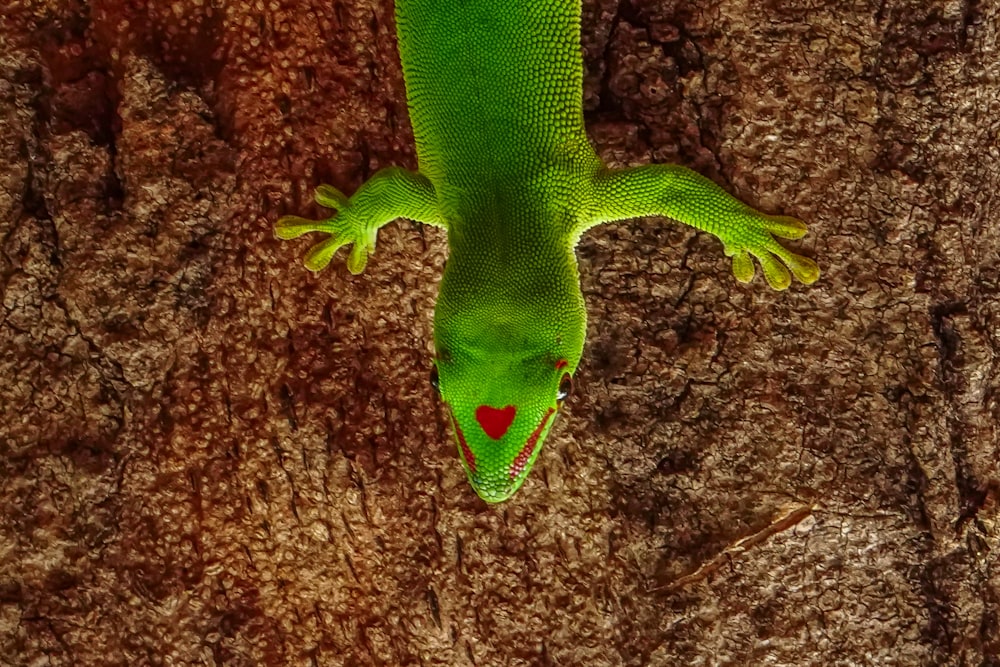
left=2, top=0, right=997, bottom=665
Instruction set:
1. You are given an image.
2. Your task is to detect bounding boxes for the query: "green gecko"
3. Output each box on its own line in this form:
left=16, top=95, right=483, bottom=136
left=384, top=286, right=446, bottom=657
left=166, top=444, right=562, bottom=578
left=276, top=0, right=819, bottom=502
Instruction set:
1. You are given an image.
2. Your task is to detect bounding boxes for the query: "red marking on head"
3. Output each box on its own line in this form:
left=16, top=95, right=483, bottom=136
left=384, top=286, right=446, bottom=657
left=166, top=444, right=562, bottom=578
left=475, top=405, right=517, bottom=440
left=509, top=408, right=555, bottom=479
left=452, top=417, right=476, bottom=474
left=555, top=359, right=568, bottom=370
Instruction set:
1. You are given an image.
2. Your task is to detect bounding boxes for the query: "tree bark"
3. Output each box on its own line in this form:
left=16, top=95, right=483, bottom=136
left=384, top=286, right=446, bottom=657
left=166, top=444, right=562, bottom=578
left=1, top=0, right=997, bottom=665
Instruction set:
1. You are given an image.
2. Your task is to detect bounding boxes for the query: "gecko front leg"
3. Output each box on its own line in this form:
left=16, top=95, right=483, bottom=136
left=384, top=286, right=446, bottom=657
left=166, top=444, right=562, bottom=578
left=276, top=167, right=444, bottom=274
left=578, top=164, right=819, bottom=290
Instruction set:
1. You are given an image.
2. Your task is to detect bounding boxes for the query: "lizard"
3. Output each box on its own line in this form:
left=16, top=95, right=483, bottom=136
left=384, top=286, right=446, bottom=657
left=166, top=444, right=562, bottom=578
left=275, top=0, right=820, bottom=503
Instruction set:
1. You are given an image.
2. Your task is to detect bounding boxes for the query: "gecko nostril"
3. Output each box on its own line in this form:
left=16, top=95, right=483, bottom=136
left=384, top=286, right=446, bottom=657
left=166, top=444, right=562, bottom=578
left=475, top=405, right=516, bottom=440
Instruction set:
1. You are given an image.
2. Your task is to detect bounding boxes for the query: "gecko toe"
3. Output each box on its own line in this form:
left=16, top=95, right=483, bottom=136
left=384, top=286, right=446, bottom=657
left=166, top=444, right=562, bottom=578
left=314, top=185, right=349, bottom=209
left=304, top=236, right=349, bottom=272
left=275, top=215, right=327, bottom=240
left=786, top=253, right=820, bottom=285
left=763, top=215, right=808, bottom=240
left=732, top=251, right=756, bottom=284
left=757, top=251, right=792, bottom=290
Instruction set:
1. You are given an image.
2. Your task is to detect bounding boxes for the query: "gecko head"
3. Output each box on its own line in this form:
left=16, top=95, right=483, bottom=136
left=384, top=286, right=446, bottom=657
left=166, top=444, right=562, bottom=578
left=430, top=239, right=588, bottom=502
left=431, top=293, right=586, bottom=503
left=432, top=347, right=578, bottom=502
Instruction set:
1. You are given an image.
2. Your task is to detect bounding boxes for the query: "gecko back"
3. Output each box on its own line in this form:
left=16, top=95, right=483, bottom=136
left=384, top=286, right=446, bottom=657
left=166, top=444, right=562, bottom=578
left=395, top=0, right=593, bottom=184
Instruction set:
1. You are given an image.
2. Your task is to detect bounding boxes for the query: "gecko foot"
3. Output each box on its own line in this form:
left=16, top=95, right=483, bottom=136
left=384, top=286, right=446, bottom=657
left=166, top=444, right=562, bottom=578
left=726, top=214, right=820, bottom=290
left=274, top=185, right=376, bottom=274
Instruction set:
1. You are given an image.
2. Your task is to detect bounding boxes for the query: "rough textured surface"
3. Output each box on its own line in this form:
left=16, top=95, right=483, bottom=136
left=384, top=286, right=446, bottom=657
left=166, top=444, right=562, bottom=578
left=1, top=0, right=998, bottom=665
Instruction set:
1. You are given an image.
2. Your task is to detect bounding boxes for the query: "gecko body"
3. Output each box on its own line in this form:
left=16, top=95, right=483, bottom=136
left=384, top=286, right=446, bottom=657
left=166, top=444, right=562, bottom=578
left=277, top=0, right=819, bottom=502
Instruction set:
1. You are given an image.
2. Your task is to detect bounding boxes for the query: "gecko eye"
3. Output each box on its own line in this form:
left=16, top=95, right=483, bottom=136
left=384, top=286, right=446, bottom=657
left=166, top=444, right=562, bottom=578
left=429, top=366, right=440, bottom=394
left=557, top=373, right=573, bottom=402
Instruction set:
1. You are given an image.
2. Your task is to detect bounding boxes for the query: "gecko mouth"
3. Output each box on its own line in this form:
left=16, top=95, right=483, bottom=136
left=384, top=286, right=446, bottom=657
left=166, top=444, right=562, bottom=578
left=450, top=406, right=559, bottom=502
left=508, top=408, right=554, bottom=480
left=451, top=416, right=477, bottom=475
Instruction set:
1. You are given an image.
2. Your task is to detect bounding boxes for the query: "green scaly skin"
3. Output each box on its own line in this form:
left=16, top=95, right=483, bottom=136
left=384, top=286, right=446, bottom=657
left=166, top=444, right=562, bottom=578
left=276, top=0, right=820, bottom=503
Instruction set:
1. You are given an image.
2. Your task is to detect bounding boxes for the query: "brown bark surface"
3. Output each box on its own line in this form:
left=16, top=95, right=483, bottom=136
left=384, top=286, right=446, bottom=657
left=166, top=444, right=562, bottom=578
left=2, top=0, right=998, bottom=665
